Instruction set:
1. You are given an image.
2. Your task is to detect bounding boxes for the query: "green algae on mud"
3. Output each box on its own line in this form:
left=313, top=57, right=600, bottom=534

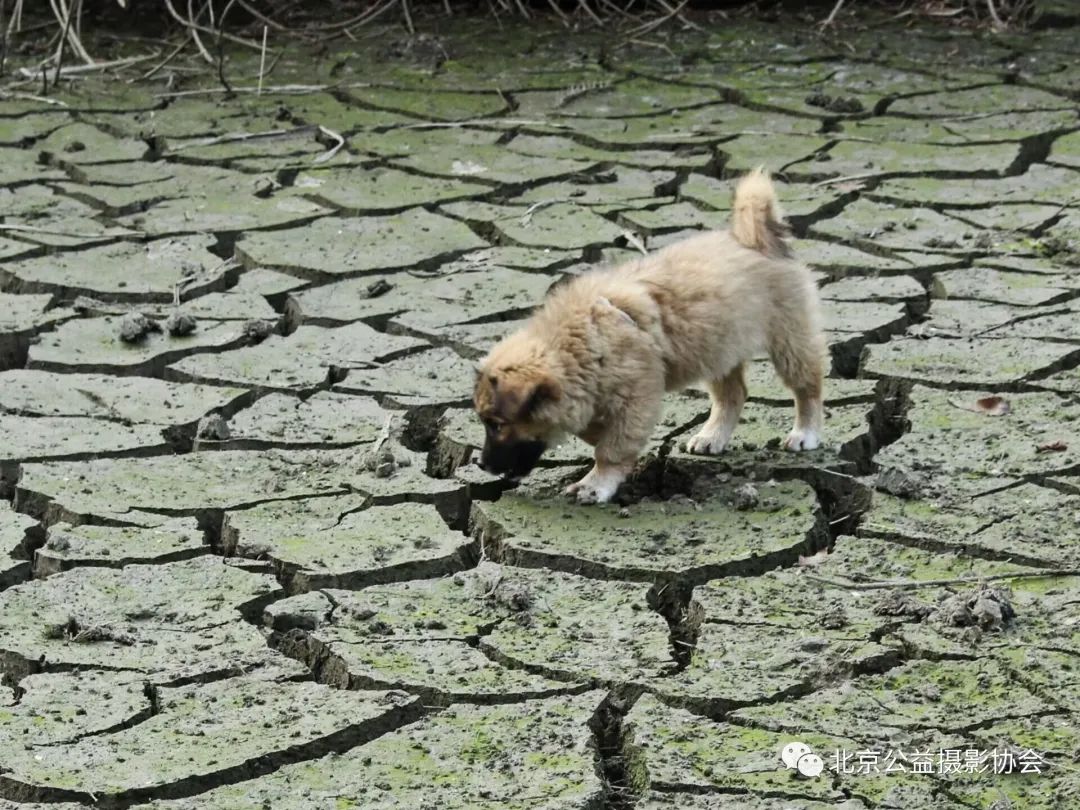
left=204, top=391, right=389, bottom=450
left=0, top=672, right=153, bottom=759
left=0, top=369, right=245, bottom=426
left=0, top=557, right=283, bottom=681
left=32, top=519, right=206, bottom=578
left=146, top=692, right=605, bottom=809
left=625, top=693, right=853, bottom=800
left=0, top=234, right=227, bottom=302
left=167, top=322, right=423, bottom=392
left=235, top=210, right=488, bottom=279
left=266, top=573, right=577, bottom=701
left=222, top=499, right=473, bottom=593
left=333, top=346, right=477, bottom=407
left=861, top=336, right=1080, bottom=389
left=472, top=478, right=822, bottom=582
left=28, top=315, right=252, bottom=378
left=0, top=501, right=37, bottom=589
left=14, top=446, right=462, bottom=526
left=1, top=674, right=420, bottom=804
left=285, top=258, right=555, bottom=328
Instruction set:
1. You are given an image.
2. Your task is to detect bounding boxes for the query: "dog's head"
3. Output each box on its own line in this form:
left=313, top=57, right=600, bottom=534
left=473, top=352, right=562, bottom=480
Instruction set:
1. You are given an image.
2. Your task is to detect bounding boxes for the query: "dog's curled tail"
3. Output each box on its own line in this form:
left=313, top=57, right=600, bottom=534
left=731, top=167, right=792, bottom=258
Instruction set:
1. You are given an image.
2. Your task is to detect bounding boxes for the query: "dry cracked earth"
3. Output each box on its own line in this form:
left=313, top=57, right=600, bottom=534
left=2, top=10, right=1080, bottom=810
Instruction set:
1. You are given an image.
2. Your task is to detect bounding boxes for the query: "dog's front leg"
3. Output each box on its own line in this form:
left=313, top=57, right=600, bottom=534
left=563, top=458, right=633, bottom=505
left=563, top=378, right=664, bottom=505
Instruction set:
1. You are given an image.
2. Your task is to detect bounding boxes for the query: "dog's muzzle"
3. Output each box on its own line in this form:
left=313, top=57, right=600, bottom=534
left=479, top=437, right=547, bottom=479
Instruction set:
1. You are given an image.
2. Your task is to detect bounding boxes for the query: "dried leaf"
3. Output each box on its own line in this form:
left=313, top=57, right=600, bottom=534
left=798, top=548, right=830, bottom=567
left=949, top=396, right=1011, bottom=416
left=1036, top=441, right=1068, bottom=454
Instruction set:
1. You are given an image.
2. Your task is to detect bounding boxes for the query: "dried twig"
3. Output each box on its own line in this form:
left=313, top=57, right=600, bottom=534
left=215, top=0, right=239, bottom=95
left=0, top=90, right=68, bottom=105
left=170, top=125, right=317, bottom=151
left=52, top=0, right=75, bottom=87
left=820, top=0, right=846, bottom=26
left=985, top=0, right=1006, bottom=28
left=155, top=82, right=368, bottom=98
left=257, top=24, right=267, bottom=95
left=181, top=0, right=212, bottom=63
left=19, top=54, right=153, bottom=78
left=142, top=37, right=189, bottom=80
left=519, top=198, right=568, bottom=226
left=314, top=125, right=345, bottom=164
left=803, top=568, right=1080, bottom=591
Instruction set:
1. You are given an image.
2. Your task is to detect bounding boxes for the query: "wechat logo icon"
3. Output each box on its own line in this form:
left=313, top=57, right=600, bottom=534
left=781, top=741, right=825, bottom=778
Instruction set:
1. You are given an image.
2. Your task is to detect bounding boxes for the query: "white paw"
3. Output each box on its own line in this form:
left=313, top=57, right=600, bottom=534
left=562, top=468, right=624, bottom=504
left=784, top=428, right=821, bottom=451
left=685, top=430, right=729, bottom=456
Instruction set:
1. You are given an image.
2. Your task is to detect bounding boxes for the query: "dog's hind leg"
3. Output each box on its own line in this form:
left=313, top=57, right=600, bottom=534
left=769, top=318, right=826, bottom=451
left=685, top=363, right=747, bottom=455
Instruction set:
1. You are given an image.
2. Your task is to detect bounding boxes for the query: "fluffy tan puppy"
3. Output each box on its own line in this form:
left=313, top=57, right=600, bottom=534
left=473, top=168, right=826, bottom=504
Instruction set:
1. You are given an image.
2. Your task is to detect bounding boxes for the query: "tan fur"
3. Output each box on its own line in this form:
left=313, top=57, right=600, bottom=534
left=474, top=169, right=827, bottom=504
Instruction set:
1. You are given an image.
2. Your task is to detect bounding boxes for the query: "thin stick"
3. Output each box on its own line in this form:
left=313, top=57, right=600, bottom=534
left=48, top=0, right=92, bottom=64
left=142, top=37, right=188, bottom=80
left=577, top=0, right=604, bottom=25
left=401, top=0, right=414, bottom=34
left=0, top=0, right=7, bottom=77
left=18, top=53, right=154, bottom=79
left=0, top=89, right=68, bottom=105
left=170, top=125, right=316, bottom=151
left=172, top=0, right=212, bottom=62
left=257, top=25, right=267, bottom=95
left=215, top=0, right=239, bottom=95
left=545, top=0, right=570, bottom=24
left=519, top=198, right=568, bottom=226
left=802, top=568, right=1080, bottom=592
left=622, top=0, right=689, bottom=40
left=236, top=0, right=289, bottom=31
left=820, top=0, right=846, bottom=26
left=985, top=0, right=1006, bottom=28
left=162, top=0, right=263, bottom=54
left=154, top=82, right=359, bottom=98
left=654, top=0, right=700, bottom=30
left=813, top=171, right=882, bottom=188
left=314, top=125, right=345, bottom=164
left=53, top=0, right=74, bottom=87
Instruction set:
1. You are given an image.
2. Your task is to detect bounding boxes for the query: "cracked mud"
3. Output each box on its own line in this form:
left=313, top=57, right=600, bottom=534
left=2, top=9, right=1080, bottom=809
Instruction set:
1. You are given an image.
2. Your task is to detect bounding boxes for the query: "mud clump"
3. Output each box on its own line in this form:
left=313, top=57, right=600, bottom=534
left=164, top=310, right=197, bottom=336
left=197, top=413, right=231, bottom=441
left=118, top=312, right=162, bottom=343
left=876, top=467, right=925, bottom=498
left=805, top=92, right=865, bottom=113
left=466, top=563, right=535, bottom=619
left=362, top=444, right=399, bottom=478
left=43, top=616, right=136, bottom=645
left=365, top=279, right=393, bottom=298
left=242, top=319, right=277, bottom=344
left=933, top=585, right=1015, bottom=631
left=733, top=483, right=760, bottom=511
left=874, top=590, right=934, bottom=620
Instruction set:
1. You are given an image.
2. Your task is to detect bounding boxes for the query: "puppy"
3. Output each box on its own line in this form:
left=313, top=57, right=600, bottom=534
left=473, top=168, right=826, bottom=504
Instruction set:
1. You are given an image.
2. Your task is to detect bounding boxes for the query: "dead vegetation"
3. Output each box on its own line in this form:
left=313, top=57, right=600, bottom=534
left=0, top=0, right=1051, bottom=93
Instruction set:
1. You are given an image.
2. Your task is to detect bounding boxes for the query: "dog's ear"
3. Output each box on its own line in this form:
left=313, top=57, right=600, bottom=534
left=523, top=376, right=561, bottom=415
left=494, top=374, right=561, bottom=420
